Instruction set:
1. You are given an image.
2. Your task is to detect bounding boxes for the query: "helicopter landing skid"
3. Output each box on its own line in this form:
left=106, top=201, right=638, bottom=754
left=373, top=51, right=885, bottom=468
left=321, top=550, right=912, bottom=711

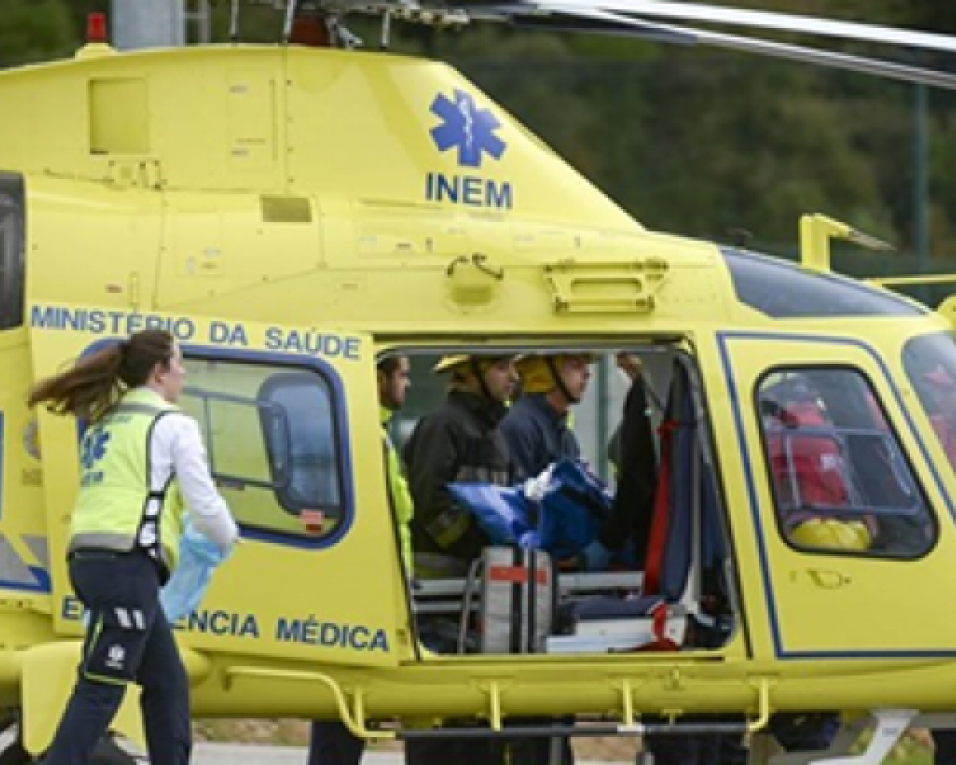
left=767, top=709, right=917, bottom=765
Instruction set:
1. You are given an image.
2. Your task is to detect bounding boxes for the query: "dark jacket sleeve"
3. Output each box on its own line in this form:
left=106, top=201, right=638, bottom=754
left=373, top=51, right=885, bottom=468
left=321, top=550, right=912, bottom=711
left=403, top=413, right=460, bottom=533
left=403, top=412, right=492, bottom=561
left=600, top=376, right=658, bottom=557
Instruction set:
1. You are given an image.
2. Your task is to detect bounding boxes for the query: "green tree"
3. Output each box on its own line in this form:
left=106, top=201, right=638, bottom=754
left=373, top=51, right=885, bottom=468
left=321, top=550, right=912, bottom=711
left=0, top=0, right=75, bottom=67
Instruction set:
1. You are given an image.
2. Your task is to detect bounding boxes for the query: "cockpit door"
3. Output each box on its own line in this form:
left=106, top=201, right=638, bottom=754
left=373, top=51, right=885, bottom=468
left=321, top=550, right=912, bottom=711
left=717, top=330, right=956, bottom=659
left=31, top=307, right=403, bottom=668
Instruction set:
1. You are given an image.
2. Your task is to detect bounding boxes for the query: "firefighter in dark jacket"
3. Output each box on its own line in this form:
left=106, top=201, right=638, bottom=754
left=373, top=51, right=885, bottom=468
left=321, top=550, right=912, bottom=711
left=402, top=353, right=517, bottom=765
left=404, top=353, right=517, bottom=577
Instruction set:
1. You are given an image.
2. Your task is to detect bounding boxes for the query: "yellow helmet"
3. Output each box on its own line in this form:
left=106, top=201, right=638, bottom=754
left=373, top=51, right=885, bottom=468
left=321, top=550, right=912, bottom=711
left=516, top=354, right=596, bottom=394
left=433, top=354, right=516, bottom=374
left=433, top=355, right=471, bottom=373
left=789, top=517, right=871, bottom=551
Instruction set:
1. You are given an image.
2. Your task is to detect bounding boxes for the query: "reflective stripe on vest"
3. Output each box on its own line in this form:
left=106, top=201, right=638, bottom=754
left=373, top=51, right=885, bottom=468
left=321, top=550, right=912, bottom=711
left=69, top=389, right=184, bottom=571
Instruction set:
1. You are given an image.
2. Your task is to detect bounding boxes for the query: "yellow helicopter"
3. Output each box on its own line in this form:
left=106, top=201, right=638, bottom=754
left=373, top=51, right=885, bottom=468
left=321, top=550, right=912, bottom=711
left=3, top=1, right=956, bottom=763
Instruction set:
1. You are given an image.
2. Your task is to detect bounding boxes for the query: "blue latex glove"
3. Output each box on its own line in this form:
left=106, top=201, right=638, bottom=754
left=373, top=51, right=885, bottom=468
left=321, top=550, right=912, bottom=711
left=160, top=520, right=232, bottom=623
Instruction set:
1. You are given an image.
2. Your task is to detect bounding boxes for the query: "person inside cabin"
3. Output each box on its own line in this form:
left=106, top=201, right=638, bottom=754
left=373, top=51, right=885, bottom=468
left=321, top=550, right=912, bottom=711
left=402, top=353, right=517, bottom=765
left=604, top=352, right=659, bottom=568
left=404, top=354, right=516, bottom=580
left=307, top=355, right=414, bottom=765
left=501, top=353, right=592, bottom=482
left=502, top=353, right=610, bottom=565
left=499, top=352, right=600, bottom=765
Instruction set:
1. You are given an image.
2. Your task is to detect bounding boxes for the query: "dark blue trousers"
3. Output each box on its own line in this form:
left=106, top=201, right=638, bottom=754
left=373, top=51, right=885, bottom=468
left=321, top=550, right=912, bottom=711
left=642, top=713, right=839, bottom=765
left=643, top=720, right=722, bottom=765
left=42, top=551, right=191, bottom=765
left=935, top=730, right=956, bottom=764
left=308, top=721, right=366, bottom=765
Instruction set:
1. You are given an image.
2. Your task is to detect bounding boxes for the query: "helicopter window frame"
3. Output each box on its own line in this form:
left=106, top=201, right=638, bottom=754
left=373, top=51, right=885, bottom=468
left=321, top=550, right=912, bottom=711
left=257, top=370, right=347, bottom=516
left=0, top=174, right=25, bottom=331
left=180, top=354, right=350, bottom=545
left=753, top=364, right=936, bottom=560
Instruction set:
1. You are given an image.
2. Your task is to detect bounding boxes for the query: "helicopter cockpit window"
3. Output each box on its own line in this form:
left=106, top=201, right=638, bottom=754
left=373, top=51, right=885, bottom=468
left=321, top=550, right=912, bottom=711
left=903, top=331, right=956, bottom=480
left=181, top=359, right=347, bottom=542
left=721, top=248, right=924, bottom=319
left=0, top=175, right=25, bottom=330
left=259, top=372, right=342, bottom=511
left=757, top=368, right=934, bottom=558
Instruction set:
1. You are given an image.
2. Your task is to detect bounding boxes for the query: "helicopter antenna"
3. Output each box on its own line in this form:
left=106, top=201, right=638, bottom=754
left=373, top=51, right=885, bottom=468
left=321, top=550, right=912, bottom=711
left=381, top=9, right=392, bottom=49
left=799, top=214, right=893, bottom=273
left=328, top=15, right=364, bottom=48
left=283, top=0, right=301, bottom=42
left=230, top=0, right=241, bottom=42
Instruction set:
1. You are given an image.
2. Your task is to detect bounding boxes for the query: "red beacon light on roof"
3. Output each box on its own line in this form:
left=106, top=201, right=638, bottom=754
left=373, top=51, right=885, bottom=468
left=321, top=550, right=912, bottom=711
left=87, top=13, right=108, bottom=44
left=76, top=12, right=114, bottom=58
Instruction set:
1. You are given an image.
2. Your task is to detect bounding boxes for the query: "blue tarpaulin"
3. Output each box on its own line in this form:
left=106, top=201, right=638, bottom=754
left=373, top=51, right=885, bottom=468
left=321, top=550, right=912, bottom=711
left=448, top=460, right=611, bottom=559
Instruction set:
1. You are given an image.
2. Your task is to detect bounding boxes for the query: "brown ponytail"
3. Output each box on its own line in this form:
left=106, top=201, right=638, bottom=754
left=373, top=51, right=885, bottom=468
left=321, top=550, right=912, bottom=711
left=28, top=330, right=175, bottom=423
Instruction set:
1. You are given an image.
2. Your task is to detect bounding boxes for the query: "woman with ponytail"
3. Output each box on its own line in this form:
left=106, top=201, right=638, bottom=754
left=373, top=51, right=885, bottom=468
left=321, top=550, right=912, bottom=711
left=30, top=330, right=238, bottom=765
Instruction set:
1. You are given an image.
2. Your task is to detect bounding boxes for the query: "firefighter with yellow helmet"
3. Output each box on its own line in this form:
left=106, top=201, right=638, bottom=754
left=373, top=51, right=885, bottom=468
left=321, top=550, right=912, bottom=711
left=500, top=352, right=595, bottom=765
left=502, top=353, right=594, bottom=481
left=401, top=353, right=517, bottom=765
left=403, top=354, right=517, bottom=579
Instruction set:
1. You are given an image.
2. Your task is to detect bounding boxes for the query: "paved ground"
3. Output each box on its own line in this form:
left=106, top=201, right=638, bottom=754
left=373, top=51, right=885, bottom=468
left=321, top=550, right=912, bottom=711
left=193, top=744, right=628, bottom=764
left=0, top=731, right=629, bottom=763
left=194, top=743, right=358, bottom=764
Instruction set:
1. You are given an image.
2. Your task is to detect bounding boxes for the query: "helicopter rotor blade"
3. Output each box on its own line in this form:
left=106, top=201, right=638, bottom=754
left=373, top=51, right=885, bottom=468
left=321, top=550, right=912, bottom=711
left=531, top=0, right=956, bottom=56
left=342, top=0, right=956, bottom=88
left=452, top=2, right=956, bottom=90
left=465, top=4, right=697, bottom=45
left=673, top=22, right=956, bottom=90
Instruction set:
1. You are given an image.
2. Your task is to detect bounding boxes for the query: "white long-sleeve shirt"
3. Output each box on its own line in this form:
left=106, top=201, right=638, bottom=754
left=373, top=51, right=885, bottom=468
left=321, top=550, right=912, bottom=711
left=149, top=405, right=239, bottom=550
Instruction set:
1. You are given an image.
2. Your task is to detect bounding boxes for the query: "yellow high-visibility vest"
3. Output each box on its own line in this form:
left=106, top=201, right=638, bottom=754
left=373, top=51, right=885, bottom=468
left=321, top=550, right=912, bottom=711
left=70, top=388, right=184, bottom=572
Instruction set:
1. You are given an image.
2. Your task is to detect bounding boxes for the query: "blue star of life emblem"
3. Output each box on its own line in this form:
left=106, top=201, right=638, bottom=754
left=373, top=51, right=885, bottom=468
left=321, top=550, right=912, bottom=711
left=81, top=428, right=111, bottom=470
left=430, top=89, right=507, bottom=168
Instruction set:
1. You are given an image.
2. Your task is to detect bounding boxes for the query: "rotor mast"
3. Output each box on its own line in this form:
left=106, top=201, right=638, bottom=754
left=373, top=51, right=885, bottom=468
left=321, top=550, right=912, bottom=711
left=110, top=0, right=186, bottom=49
